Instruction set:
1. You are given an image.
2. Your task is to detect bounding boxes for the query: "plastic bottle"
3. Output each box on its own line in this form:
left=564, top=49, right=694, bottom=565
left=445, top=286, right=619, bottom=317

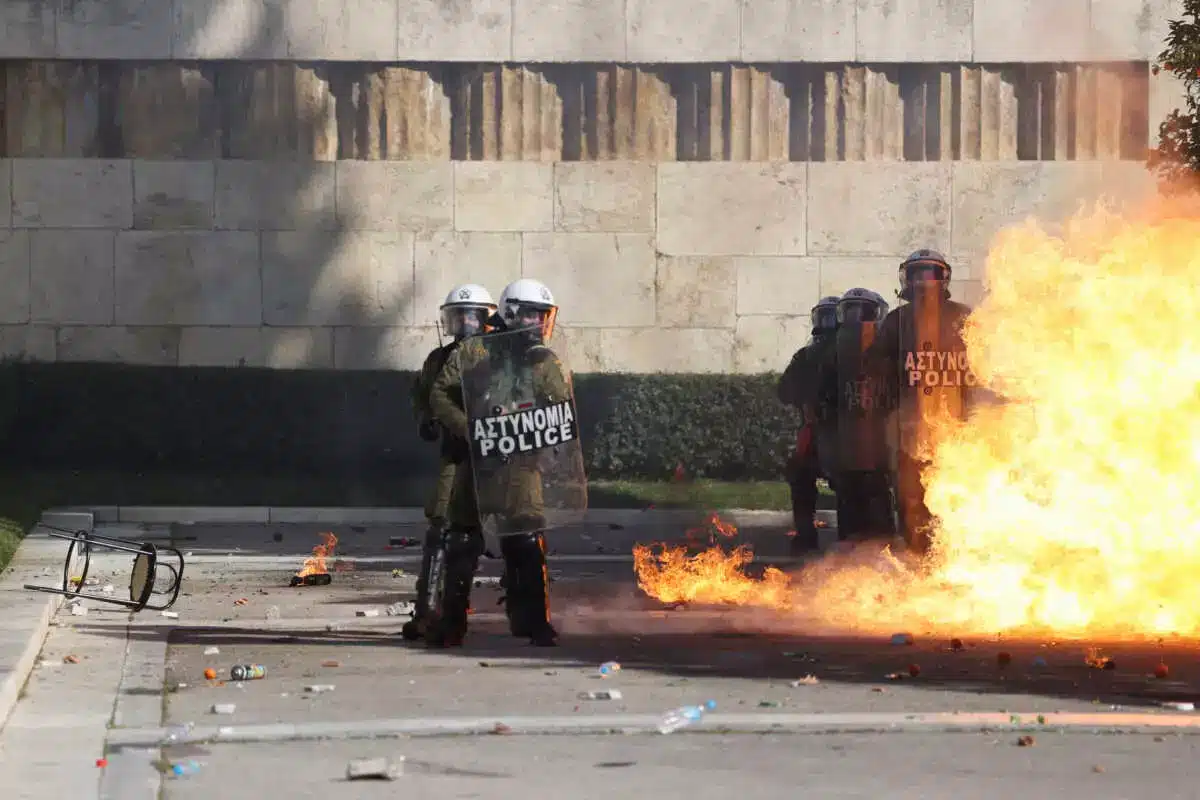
left=657, top=700, right=717, bottom=734
left=230, top=664, right=266, bottom=681
left=161, top=722, right=194, bottom=744
left=598, top=661, right=621, bottom=677
left=170, top=760, right=203, bottom=777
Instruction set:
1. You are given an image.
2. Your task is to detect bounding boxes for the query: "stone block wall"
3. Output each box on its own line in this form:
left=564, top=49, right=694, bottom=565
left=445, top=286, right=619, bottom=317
left=0, top=0, right=1182, bottom=374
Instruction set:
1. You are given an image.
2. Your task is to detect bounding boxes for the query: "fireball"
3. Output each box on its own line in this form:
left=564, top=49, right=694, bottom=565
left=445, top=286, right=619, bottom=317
left=636, top=197, right=1200, bottom=641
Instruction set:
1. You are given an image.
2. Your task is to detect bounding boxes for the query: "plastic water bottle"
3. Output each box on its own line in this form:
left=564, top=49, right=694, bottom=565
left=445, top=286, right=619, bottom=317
left=657, top=700, right=716, bottom=734
left=170, top=760, right=203, bottom=777
left=598, top=661, right=621, bottom=677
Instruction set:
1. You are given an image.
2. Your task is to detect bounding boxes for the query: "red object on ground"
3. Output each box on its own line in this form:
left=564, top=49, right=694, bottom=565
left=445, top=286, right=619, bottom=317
left=96, top=758, right=108, bottom=768
left=908, top=663, right=921, bottom=677
left=997, top=651, right=1012, bottom=667
left=1155, top=663, right=1170, bottom=679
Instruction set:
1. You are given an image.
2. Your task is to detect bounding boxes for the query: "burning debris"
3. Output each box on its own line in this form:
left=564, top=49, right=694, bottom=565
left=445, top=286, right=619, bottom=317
left=291, top=533, right=338, bottom=587
left=631, top=201, right=1200, bottom=642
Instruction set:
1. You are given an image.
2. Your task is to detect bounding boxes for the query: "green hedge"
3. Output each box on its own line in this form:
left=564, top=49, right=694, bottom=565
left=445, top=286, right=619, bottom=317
left=0, top=362, right=800, bottom=482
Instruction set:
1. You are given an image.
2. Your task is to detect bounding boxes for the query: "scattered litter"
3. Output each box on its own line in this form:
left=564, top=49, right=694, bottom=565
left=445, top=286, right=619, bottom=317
left=1084, top=648, right=1115, bottom=670
left=69, top=602, right=88, bottom=617
left=949, top=638, right=964, bottom=652
left=871, top=687, right=885, bottom=693
left=1092, top=764, right=1105, bottom=773
left=1162, top=701, right=1195, bottom=711
left=391, top=569, right=405, bottom=578
left=217, top=727, right=234, bottom=736
left=385, top=602, right=413, bottom=617
left=306, top=684, right=336, bottom=694
left=883, top=672, right=906, bottom=681
left=389, top=536, right=419, bottom=548
left=473, top=576, right=501, bottom=587
left=211, top=704, right=236, bottom=714
left=63, top=654, right=80, bottom=664
left=599, top=661, right=621, bottom=677
left=890, top=633, right=913, bottom=646
left=1154, top=736, right=1166, bottom=742
left=997, top=652, right=1012, bottom=668
left=491, top=722, right=513, bottom=735
left=264, top=605, right=281, bottom=621
left=1016, top=735, right=1035, bottom=747
left=96, top=758, right=107, bottom=768
left=273, top=532, right=283, bottom=542
left=171, top=760, right=203, bottom=777
left=1032, top=656, right=1048, bottom=668
left=908, top=663, right=921, bottom=677
left=758, top=700, right=779, bottom=708
left=657, top=700, right=716, bottom=734
left=230, top=665, right=266, bottom=681
left=234, top=598, right=248, bottom=606
left=204, top=669, right=217, bottom=680
left=346, top=757, right=403, bottom=780
left=321, top=660, right=340, bottom=668
left=1154, top=663, right=1170, bottom=679
left=356, top=609, right=380, bottom=618
left=161, top=611, right=179, bottom=619
left=326, top=623, right=342, bottom=632
left=578, top=690, right=622, bottom=700
left=100, top=584, right=114, bottom=595
left=203, top=646, right=220, bottom=656
left=790, top=675, right=819, bottom=687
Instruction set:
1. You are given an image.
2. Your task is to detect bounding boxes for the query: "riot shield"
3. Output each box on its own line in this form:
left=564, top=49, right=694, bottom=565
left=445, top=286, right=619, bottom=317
left=893, top=282, right=975, bottom=552
left=837, top=320, right=890, bottom=473
left=460, top=328, right=588, bottom=537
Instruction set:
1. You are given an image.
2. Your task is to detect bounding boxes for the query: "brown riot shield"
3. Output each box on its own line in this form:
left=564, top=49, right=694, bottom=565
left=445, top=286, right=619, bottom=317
left=460, top=329, right=588, bottom=537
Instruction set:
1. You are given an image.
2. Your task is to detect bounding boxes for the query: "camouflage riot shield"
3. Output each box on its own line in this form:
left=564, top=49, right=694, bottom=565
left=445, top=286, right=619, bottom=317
left=460, top=328, right=588, bottom=537
left=835, top=320, right=894, bottom=539
left=893, top=282, right=974, bottom=552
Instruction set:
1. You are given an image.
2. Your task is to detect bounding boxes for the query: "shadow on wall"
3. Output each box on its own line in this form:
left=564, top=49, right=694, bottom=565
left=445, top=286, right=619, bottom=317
left=3, top=2, right=436, bottom=500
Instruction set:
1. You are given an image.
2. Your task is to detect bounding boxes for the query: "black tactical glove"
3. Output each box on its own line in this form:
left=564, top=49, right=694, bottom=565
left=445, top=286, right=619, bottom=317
left=418, top=420, right=439, bottom=442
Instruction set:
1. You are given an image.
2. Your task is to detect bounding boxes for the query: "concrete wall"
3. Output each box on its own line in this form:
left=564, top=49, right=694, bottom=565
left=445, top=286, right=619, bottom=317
left=0, top=0, right=1184, bottom=374
left=0, top=0, right=1176, bottom=61
left=0, top=157, right=1153, bottom=373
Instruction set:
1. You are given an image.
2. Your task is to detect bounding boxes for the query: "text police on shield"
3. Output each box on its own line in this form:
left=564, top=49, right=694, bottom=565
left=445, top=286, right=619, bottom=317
left=472, top=401, right=576, bottom=458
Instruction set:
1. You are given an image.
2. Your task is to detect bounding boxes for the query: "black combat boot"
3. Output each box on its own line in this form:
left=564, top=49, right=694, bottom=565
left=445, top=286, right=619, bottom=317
left=401, top=520, right=444, bottom=641
left=500, top=532, right=557, bottom=646
left=425, top=526, right=482, bottom=648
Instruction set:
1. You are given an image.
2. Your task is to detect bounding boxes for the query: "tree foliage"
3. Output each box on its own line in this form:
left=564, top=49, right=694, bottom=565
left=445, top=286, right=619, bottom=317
left=1149, top=2, right=1200, bottom=188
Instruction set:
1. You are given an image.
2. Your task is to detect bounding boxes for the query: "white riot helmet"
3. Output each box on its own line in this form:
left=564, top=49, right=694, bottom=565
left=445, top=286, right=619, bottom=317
left=498, top=278, right=558, bottom=343
left=837, top=287, right=889, bottom=324
left=440, top=283, right=497, bottom=341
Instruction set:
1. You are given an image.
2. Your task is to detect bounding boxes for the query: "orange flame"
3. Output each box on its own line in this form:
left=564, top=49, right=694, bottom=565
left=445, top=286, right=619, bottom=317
left=636, top=196, right=1200, bottom=641
left=296, top=532, right=338, bottom=578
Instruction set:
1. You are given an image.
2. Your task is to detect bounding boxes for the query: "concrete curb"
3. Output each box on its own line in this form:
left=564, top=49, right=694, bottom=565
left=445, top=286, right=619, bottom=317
left=49, top=506, right=806, bottom=528
left=105, top=710, right=1200, bottom=747
left=0, top=529, right=72, bottom=732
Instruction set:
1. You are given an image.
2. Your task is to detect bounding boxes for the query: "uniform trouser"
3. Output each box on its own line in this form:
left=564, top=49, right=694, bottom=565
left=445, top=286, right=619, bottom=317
left=834, top=471, right=895, bottom=540
left=785, top=430, right=820, bottom=550
left=894, top=451, right=933, bottom=554
left=412, top=458, right=459, bottom=623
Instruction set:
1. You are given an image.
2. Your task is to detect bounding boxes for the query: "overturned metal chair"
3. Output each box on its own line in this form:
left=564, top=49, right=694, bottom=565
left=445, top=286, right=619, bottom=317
left=24, top=524, right=186, bottom=612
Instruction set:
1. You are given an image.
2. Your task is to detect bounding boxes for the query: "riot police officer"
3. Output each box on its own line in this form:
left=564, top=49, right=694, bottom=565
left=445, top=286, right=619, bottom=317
left=401, top=284, right=497, bottom=642
left=865, top=250, right=974, bottom=555
left=778, top=296, right=841, bottom=552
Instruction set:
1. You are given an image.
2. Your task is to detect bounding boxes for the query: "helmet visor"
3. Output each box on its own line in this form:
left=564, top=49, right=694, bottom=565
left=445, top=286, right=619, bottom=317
left=838, top=299, right=881, bottom=324
left=506, top=302, right=557, bottom=343
left=441, top=306, right=491, bottom=339
left=811, top=306, right=838, bottom=332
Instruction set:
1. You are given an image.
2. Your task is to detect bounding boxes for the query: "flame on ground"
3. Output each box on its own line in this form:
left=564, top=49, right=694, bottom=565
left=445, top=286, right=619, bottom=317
left=635, top=197, right=1200, bottom=641
left=295, top=532, right=338, bottom=578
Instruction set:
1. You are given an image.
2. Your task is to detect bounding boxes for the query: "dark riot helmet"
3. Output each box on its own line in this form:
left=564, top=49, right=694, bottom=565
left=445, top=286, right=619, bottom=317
left=837, top=287, right=889, bottom=324
left=898, top=249, right=952, bottom=301
left=811, top=296, right=841, bottom=335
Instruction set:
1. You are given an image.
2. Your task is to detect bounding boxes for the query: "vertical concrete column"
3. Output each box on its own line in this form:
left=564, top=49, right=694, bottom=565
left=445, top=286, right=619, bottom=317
left=5, top=61, right=101, bottom=157
left=631, top=67, right=675, bottom=161
left=937, top=67, right=955, bottom=160
left=1094, top=65, right=1125, bottom=160
left=821, top=67, right=841, bottom=160
left=1074, top=64, right=1097, bottom=160
left=361, top=66, right=450, bottom=160
left=861, top=66, right=902, bottom=160
left=116, top=64, right=219, bottom=158
left=223, top=64, right=337, bottom=160
left=1051, top=66, right=1071, bottom=160
left=841, top=65, right=866, bottom=160
left=978, top=67, right=1019, bottom=160
left=452, top=65, right=560, bottom=160
left=728, top=65, right=789, bottom=161
left=958, top=65, right=981, bottom=160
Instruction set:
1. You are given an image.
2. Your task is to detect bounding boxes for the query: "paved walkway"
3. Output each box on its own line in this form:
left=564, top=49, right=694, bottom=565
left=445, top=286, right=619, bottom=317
left=1, top=514, right=1198, bottom=798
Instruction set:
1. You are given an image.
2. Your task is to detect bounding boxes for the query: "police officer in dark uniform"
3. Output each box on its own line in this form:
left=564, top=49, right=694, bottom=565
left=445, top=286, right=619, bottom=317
left=865, top=250, right=975, bottom=555
left=778, top=296, right=841, bottom=552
